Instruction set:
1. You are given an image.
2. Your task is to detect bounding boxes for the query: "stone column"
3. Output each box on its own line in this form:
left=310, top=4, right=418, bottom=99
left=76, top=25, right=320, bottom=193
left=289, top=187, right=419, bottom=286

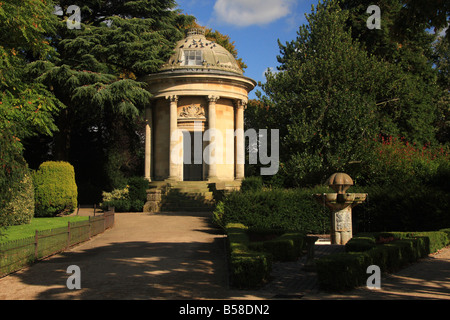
left=207, top=95, right=219, bottom=181
left=234, top=100, right=245, bottom=180
left=167, top=95, right=180, bottom=180
left=144, top=106, right=152, bottom=181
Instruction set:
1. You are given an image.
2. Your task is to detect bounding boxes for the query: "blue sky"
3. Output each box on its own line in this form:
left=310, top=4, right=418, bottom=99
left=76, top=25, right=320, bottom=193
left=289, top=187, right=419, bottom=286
left=175, top=0, right=317, bottom=99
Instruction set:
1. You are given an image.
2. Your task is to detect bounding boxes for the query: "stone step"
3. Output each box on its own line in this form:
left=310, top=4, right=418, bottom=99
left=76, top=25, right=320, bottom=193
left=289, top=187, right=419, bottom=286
left=164, top=193, right=214, bottom=201
left=160, top=206, right=214, bottom=212
left=147, top=181, right=217, bottom=213
left=162, top=200, right=214, bottom=207
left=171, top=189, right=211, bottom=194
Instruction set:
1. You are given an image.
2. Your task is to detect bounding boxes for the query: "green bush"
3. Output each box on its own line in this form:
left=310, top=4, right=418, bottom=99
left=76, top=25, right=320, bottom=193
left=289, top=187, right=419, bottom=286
left=248, top=231, right=305, bottom=261
left=440, top=228, right=450, bottom=243
left=0, top=172, right=35, bottom=226
left=100, top=176, right=149, bottom=212
left=317, top=231, right=450, bottom=291
left=344, top=235, right=376, bottom=252
left=240, top=176, right=263, bottom=193
left=346, top=231, right=450, bottom=255
left=352, top=183, right=450, bottom=232
left=226, top=223, right=272, bottom=289
left=225, top=223, right=306, bottom=288
left=317, top=238, right=429, bottom=291
left=350, top=138, right=450, bottom=233
left=214, top=186, right=330, bottom=233
left=33, top=161, right=77, bottom=217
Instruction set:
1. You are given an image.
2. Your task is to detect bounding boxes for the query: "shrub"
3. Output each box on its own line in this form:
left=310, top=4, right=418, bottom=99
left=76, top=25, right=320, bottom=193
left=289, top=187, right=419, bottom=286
left=0, top=133, right=28, bottom=227
left=318, top=231, right=450, bottom=291
left=225, top=223, right=306, bottom=288
left=226, top=223, right=272, bottom=289
left=0, top=172, right=34, bottom=225
left=248, top=230, right=305, bottom=261
left=352, top=183, right=450, bottom=232
left=350, top=137, right=450, bottom=233
left=240, top=176, right=263, bottom=193
left=317, top=238, right=429, bottom=291
left=214, top=186, right=330, bottom=233
left=100, top=176, right=149, bottom=212
left=344, top=235, right=376, bottom=252
left=440, top=228, right=450, bottom=243
left=33, top=161, right=77, bottom=217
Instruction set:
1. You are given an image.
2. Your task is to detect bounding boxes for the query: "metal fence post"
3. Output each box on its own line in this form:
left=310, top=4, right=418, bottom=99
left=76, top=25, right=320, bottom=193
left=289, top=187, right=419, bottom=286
left=34, top=230, right=39, bottom=260
left=67, top=222, right=71, bottom=249
left=89, top=216, right=92, bottom=238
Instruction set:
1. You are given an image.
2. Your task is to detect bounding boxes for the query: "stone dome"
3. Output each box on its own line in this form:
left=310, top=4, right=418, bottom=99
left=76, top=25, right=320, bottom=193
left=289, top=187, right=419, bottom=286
left=327, top=172, right=354, bottom=194
left=160, top=28, right=243, bottom=75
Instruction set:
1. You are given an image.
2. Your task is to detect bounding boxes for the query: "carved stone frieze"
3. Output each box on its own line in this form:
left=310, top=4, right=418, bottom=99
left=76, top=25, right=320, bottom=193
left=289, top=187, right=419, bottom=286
left=178, top=104, right=206, bottom=120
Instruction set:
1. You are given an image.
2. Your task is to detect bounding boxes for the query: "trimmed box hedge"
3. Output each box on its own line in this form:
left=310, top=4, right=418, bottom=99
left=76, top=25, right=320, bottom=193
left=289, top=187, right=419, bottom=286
left=248, top=230, right=305, bottom=262
left=226, top=223, right=272, bottom=289
left=33, top=161, right=78, bottom=217
left=225, top=223, right=305, bottom=289
left=215, top=186, right=330, bottom=234
left=316, top=230, right=450, bottom=292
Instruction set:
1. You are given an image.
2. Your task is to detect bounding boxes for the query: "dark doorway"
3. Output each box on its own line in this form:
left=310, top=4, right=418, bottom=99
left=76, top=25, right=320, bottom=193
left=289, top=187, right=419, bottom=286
left=183, top=131, right=203, bottom=181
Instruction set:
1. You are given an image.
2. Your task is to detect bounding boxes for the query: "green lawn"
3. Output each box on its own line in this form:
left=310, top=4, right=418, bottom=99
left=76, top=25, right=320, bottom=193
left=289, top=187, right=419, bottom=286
left=0, top=216, right=89, bottom=243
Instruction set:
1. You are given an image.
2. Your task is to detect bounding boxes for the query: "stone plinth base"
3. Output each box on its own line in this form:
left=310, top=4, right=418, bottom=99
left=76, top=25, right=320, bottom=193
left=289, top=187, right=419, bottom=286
left=143, top=189, right=163, bottom=213
left=330, top=206, right=353, bottom=245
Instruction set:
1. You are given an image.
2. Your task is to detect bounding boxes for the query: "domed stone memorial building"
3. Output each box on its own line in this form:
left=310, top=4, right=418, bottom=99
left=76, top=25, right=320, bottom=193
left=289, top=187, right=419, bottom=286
left=141, top=28, right=256, bottom=211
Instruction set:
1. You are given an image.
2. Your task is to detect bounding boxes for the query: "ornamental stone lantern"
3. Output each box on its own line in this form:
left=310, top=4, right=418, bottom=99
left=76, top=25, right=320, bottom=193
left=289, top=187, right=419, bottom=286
left=314, top=173, right=367, bottom=245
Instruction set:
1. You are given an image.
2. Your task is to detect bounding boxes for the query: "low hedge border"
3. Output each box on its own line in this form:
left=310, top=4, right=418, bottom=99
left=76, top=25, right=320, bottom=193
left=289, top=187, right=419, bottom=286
left=345, top=231, right=450, bottom=254
left=316, top=230, right=450, bottom=292
left=225, top=223, right=305, bottom=289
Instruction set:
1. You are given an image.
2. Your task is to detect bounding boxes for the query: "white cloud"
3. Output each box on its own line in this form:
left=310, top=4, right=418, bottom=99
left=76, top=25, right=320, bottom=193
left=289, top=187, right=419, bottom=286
left=263, top=67, right=278, bottom=77
left=213, top=0, right=295, bottom=27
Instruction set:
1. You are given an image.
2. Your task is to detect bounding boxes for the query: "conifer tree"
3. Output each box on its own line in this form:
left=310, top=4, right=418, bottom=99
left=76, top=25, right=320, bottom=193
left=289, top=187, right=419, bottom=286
left=25, top=0, right=194, bottom=197
left=258, top=0, right=429, bottom=186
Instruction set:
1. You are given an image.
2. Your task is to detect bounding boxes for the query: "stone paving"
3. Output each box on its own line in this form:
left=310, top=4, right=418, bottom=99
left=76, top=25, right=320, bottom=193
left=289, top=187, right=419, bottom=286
left=1, top=210, right=449, bottom=300
left=261, top=242, right=344, bottom=298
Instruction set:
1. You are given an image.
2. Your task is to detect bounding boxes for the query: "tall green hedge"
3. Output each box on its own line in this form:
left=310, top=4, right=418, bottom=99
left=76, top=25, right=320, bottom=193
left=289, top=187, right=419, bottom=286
left=214, top=186, right=330, bottom=233
left=33, top=161, right=78, bottom=217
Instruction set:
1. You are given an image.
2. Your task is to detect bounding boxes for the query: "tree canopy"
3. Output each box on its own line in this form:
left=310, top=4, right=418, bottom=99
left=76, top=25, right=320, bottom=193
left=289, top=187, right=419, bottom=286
left=251, top=0, right=446, bottom=187
left=2, top=0, right=250, bottom=203
left=0, top=0, right=64, bottom=222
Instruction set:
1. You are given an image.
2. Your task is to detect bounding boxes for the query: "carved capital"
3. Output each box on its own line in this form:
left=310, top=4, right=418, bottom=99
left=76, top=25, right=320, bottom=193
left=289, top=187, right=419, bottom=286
left=234, top=99, right=246, bottom=110
left=207, top=95, right=220, bottom=103
left=166, top=95, right=179, bottom=103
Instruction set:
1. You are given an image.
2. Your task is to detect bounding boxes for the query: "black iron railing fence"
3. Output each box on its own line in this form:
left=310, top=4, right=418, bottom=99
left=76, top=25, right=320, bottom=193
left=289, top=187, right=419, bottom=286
left=0, top=209, right=115, bottom=278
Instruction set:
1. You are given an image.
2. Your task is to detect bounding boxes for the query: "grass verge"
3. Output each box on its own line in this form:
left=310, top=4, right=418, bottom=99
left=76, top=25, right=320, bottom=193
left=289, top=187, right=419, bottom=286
left=0, top=216, right=89, bottom=243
